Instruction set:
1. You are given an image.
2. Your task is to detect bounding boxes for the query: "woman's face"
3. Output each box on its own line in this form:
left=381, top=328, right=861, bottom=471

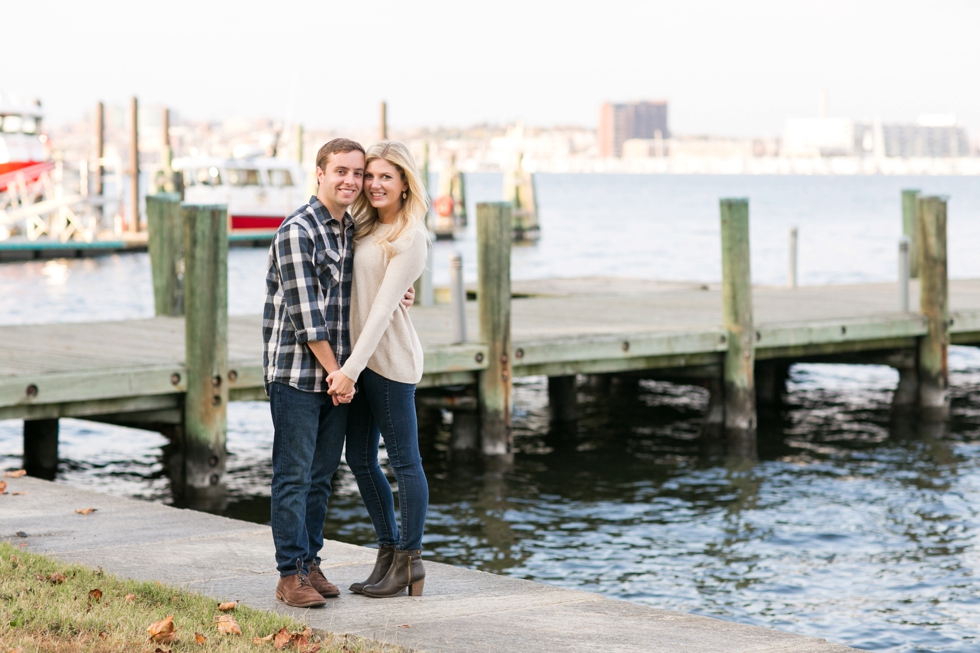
left=364, top=158, right=408, bottom=214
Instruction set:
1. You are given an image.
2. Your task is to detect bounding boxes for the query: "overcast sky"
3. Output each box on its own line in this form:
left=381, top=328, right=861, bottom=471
left=5, top=0, right=979, bottom=137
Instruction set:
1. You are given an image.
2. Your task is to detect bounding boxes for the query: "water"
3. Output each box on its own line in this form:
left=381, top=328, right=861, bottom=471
left=3, top=174, right=980, bottom=652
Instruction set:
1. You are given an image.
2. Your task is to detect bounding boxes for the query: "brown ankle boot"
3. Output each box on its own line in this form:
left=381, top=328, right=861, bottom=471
left=276, top=567, right=327, bottom=608
left=308, top=561, right=340, bottom=598
left=349, top=546, right=395, bottom=594
left=362, top=549, right=425, bottom=598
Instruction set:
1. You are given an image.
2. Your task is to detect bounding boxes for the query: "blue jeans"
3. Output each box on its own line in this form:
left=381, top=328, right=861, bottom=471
left=345, top=368, right=428, bottom=551
left=269, top=381, right=348, bottom=577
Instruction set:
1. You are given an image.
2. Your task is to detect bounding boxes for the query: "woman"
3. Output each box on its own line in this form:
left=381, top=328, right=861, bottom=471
left=326, top=140, right=430, bottom=598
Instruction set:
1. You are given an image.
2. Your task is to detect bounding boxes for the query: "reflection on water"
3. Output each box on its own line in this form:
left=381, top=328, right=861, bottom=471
left=2, top=349, right=979, bottom=652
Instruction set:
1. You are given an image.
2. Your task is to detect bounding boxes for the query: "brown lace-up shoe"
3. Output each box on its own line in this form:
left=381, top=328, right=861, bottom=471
left=276, top=572, right=328, bottom=608
left=308, top=561, right=340, bottom=598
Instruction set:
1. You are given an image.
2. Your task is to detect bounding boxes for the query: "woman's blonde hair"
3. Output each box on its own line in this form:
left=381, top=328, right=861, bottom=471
left=351, top=140, right=429, bottom=257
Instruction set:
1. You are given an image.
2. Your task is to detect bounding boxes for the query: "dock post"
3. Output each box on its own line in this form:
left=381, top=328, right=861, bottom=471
left=94, top=101, right=104, bottom=208
left=180, top=203, right=229, bottom=493
left=129, top=96, right=140, bottom=232
left=898, top=237, right=910, bottom=312
left=720, top=198, right=757, bottom=443
left=788, top=227, right=798, bottom=289
left=146, top=194, right=184, bottom=316
left=547, top=376, right=577, bottom=423
left=902, top=189, right=921, bottom=278
left=449, top=252, right=466, bottom=343
left=477, top=202, right=513, bottom=459
left=917, top=195, right=949, bottom=419
left=23, top=419, right=58, bottom=480
left=294, top=124, right=304, bottom=164
left=379, top=101, right=388, bottom=141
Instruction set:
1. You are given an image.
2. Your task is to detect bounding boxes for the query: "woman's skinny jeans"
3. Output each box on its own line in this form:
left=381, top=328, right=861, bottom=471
left=345, top=368, right=428, bottom=551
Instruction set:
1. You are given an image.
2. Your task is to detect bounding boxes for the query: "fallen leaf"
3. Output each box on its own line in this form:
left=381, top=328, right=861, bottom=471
left=304, top=645, right=321, bottom=653
left=75, top=507, right=97, bottom=515
left=9, top=555, right=17, bottom=563
left=147, top=615, right=177, bottom=644
left=194, top=632, right=207, bottom=645
left=5, top=469, right=26, bottom=478
left=398, top=624, right=411, bottom=628
left=98, top=630, right=109, bottom=640
left=89, top=588, right=103, bottom=603
left=253, top=633, right=275, bottom=645
left=301, top=628, right=312, bottom=638
left=18, top=542, right=27, bottom=547
left=214, top=614, right=242, bottom=636
left=11, top=492, right=27, bottom=496
left=125, top=593, right=137, bottom=602
left=217, top=600, right=238, bottom=611
left=154, top=649, right=170, bottom=653
left=273, top=627, right=292, bottom=650
left=0, top=481, right=6, bottom=492
left=49, top=572, right=67, bottom=584
left=7, top=647, right=25, bottom=653
left=15, top=531, right=28, bottom=538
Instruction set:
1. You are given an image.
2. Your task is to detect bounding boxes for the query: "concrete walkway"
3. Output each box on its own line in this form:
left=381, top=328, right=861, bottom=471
left=1, top=477, right=859, bottom=652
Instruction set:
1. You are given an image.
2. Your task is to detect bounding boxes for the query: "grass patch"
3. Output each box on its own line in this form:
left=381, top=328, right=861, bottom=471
left=0, top=542, right=400, bottom=653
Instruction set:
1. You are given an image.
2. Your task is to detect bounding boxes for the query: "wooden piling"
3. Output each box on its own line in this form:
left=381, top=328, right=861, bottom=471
left=294, top=124, right=304, bottom=165
left=129, top=97, right=140, bottom=232
left=94, top=102, right=104, bottom=199
left=159, top=108, right=174, bottom=193
left=720, top=199, right=757, bottom=439
left=23, top=418, right=58, bottom=479
left=181, top=204, right=229, bottom=491
left=146, top=194, right=184, bottom=316
left=547, top=376, right=577, bottom=423
left=379, top=101, right=388, bottom=141
left=902, top=190, right=921, bottom=278
left=477, top=202, right=513, bottom=458
left=917, top=195, right=949, bottom=418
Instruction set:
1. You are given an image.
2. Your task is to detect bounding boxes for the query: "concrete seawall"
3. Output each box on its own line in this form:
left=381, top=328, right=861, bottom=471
left=0, top=477, right=859, bottom=652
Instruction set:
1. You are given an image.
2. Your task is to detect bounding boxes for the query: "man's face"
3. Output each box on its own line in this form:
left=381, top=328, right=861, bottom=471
left=317, top=150, right=365, bottom=210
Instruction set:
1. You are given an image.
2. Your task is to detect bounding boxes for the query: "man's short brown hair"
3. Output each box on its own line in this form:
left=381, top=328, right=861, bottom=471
left=316, top=138, right=365, bottom=170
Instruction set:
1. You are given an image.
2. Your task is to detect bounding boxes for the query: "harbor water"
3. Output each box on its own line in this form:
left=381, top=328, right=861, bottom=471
left=2, top=174, right=980, bottom=652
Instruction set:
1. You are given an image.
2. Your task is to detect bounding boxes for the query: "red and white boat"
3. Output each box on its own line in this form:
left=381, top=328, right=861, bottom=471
left=0, top=95, right=50, bottom=193
left=172, top=155, right=307, bottom=234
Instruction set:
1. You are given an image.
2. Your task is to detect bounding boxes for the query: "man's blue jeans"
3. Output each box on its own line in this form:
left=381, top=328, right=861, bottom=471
left=345, top=368, right=429, bottom=551
left=269, top=381, right=348, bottom=577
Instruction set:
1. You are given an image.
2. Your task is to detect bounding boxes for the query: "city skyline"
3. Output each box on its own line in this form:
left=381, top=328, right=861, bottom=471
left=4, top=0, right=979, bottom=137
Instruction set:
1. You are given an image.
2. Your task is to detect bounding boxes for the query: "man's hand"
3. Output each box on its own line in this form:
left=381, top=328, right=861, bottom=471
left=401, top=286, right=415, bottom=310
left=326, top=369, right=356, bottom=400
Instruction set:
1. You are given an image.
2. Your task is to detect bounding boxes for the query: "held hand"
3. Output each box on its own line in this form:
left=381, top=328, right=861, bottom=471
left=401, top=285, right=415, bottom=310
left=326, top=369, right=356, bottom=398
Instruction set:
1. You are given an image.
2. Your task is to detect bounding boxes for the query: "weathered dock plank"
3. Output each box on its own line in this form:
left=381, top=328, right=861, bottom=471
left=3, top=279, right=979, bottom=423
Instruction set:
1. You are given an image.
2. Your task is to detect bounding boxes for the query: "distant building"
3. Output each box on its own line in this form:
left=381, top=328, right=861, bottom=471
left=599, top=101, right=669, bottom=158
left=782, top=115, right=971, bottom=157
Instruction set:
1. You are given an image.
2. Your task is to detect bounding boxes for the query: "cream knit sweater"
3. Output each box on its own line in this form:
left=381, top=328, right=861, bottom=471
left=339, top=222, right=428, bottom=384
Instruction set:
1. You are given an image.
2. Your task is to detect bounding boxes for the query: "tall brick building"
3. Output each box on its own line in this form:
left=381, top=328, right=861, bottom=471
left=598, top=101, right=669, bottom=158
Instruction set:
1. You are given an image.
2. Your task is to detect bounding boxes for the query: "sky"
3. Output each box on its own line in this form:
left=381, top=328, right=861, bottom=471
left=4, top=0, right=980, bottom=137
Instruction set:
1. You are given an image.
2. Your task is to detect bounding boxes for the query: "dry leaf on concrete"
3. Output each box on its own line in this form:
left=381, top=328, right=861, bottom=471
left=217, top=600, right=238, bottom=611
left=5, top=470, right=26, bottom=478
left=11, top=492, right=26, bottom=496
left=398, top=624, right=411, bottom=628
left=147, top=615, right=177, bottom=644
left=0, top=481, right=7, bottom=492
left=125, top=593, right=137, bottom=602
left=75, top=508, right=97, bottom=515
left=215, top=614, right=242, bottom=635
left=195, top=632, right=207, bottom=645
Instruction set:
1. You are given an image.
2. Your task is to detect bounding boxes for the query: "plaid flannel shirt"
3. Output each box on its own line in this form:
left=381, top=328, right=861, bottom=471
left=263, top=196, right=354, bottom=393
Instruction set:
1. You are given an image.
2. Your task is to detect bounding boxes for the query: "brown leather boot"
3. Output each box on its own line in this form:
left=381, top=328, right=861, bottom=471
left=362, top=549, right=425, bottom=598
left=276, top=571, right=327, bottom=608
left=308, top=561, right=340, bottom=598
left=349, top=546, right=395, bottom=594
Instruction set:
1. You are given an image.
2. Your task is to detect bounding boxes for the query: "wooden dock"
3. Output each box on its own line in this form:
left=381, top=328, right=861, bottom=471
left=3, top=195, right=973, bottom=493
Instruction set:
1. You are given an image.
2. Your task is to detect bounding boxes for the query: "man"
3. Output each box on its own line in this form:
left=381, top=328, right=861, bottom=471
left=263, top=138, right=413, bottom=607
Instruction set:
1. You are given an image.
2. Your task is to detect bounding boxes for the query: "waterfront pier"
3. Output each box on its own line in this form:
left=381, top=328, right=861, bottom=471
left=2, top=196, right=978, bottom=489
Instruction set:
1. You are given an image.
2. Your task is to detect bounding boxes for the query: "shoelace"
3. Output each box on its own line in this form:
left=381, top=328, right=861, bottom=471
left=294, top=558, right=312, bottom=586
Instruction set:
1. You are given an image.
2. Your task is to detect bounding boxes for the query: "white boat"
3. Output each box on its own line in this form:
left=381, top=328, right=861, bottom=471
left=0, top=94, right=48, bottom=193
left=172, top=155, right=307, bottom=233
